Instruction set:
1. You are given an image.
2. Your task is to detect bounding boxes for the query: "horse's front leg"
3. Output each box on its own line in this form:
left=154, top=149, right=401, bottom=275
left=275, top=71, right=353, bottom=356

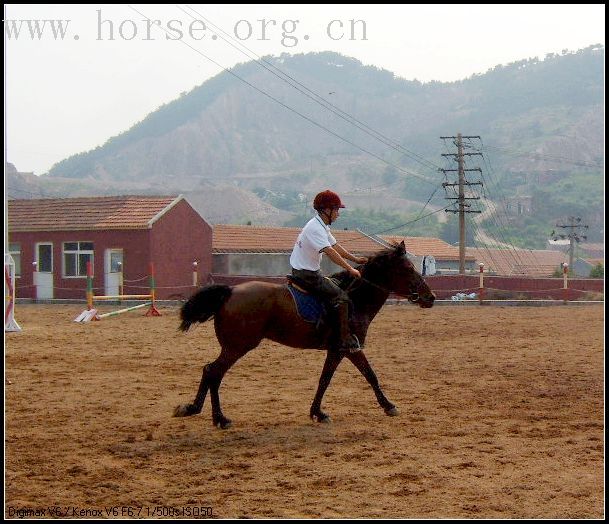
left=174, top=363, right=210, bottom=417
left=346, top=351, right=398, bottom=417
left=310, top=351, right=344, bottom=423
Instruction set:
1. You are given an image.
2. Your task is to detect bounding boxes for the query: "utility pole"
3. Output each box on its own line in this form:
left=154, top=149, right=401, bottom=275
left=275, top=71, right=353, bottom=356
left=551, top=216, right=589, bottom=270
left=441, top=133, right=483, bottom=274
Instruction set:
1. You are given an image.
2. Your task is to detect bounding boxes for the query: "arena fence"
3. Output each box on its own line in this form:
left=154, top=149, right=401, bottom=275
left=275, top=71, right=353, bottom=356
left=209, top=268, right=604, bottom=305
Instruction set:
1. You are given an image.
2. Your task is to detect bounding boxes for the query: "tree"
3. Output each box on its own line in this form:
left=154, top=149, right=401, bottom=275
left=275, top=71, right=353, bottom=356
left=589, top=263, right=604, bottom=278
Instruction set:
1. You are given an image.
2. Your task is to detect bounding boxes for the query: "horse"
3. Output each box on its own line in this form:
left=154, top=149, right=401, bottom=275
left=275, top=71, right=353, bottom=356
left=175, top=241, right=435, bottom=428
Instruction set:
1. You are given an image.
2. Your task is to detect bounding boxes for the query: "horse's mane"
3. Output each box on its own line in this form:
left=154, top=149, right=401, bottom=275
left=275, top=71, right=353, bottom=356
left=330, top=244, right=401, bottom=291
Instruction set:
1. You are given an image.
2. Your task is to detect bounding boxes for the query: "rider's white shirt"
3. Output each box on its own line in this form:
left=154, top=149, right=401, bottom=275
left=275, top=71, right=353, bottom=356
left=290, top=215, right=336, bottom=271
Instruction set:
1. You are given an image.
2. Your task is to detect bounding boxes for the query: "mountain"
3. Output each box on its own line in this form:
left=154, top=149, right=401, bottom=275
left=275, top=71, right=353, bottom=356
left=13, top=46, right=605, bottom=245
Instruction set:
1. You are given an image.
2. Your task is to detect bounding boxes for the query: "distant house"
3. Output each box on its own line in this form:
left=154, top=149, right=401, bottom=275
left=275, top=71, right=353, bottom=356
left=8, top=195, right=212, bottom=300
left=383, top=235, right=476, bottom=274
left=467, top=247, right=568, bottom=277
left=211, top=224, right=476, bottom=276
left=578, top=243, right=604, bottom=259
left=572, top=257, right=604, bottom=278
left=546, top=240, right=604, bottom=276
left=505, top=195, right=533, bottom=216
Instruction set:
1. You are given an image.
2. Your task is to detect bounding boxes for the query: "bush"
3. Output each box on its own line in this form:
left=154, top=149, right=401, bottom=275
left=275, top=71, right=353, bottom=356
left=589, top=263, right=604, bottom=278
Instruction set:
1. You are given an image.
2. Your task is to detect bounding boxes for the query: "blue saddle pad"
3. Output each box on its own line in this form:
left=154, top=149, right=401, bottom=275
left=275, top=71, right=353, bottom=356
left=287, top=285, right=326, bottom=323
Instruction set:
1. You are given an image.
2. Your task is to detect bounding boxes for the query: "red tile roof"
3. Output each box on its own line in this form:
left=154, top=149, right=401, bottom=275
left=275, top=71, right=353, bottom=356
left=212, top=224, right=473, bottom=260
left=383, top=235, right=473, bottom=261
left=467, top=248, right=568, bottom=276
left=8, top=196, right=182, bottom=232
left=585, top=258, right=604, bottom=267
left=212, top=224, right=367, bottom=253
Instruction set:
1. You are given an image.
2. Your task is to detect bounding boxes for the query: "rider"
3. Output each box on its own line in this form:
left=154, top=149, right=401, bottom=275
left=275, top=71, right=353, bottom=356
left=290, top=190, right=368, bottom=352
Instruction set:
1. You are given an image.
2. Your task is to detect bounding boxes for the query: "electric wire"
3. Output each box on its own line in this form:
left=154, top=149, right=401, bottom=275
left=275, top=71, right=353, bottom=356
left=178, top=4, right=442, bottom=174
left=126, top=5, right=437, bottom=187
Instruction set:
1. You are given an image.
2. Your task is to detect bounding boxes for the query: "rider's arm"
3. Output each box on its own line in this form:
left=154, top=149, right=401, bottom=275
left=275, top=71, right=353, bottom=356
left=321, top=246, right=361, bottom=277
left=333, top=243, right=368, bottom=265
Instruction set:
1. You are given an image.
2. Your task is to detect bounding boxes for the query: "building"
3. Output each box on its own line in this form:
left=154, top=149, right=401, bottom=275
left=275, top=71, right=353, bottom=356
left=211, top=224, right=475, bottom=276
left=467, top=247, right=568, bottom=276
left=8, top=195, right=212, bottom=300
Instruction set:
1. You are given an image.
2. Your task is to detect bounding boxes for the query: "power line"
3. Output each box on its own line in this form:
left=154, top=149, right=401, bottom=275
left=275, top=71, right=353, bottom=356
left=552, top=216, right=589, bottom=269
left=126, top=5, right=437, bottom=187
left=441, top=134, right=483, bottom=274
left=466, top=137, right=544, bottom=270
left=178, top=4, right=442, bottom=174
left=124, top=6, right=452, bottom=245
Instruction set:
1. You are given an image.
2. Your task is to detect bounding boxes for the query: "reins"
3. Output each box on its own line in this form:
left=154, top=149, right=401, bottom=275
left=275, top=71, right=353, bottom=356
left=345, top=271, right=421, bottom=303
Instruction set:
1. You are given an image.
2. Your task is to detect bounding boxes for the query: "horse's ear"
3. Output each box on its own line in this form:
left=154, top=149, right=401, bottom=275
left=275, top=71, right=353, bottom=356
left=397, top=240, right=406, bottom=255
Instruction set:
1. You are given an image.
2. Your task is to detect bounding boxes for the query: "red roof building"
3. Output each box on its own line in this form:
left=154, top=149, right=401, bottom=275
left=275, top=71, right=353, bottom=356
left=8, top=195, right=212, bottom=300
left=211, top=224, right=476, bottom=276
left=467, top=248, right=568, bottom=276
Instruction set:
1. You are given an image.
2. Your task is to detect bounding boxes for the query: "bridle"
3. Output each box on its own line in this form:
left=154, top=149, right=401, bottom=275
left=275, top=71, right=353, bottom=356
left=344, top=265, right=427, bottom=303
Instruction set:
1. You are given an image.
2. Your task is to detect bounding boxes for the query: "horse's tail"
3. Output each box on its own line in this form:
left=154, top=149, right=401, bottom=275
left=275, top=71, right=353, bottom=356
left=180, top=284, right=233, bottom=332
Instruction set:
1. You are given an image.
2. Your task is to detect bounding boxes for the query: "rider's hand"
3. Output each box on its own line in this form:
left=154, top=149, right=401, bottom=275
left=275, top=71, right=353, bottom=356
left=355, top=256, right=368, bottom=265
left=349, top=267, right=362, bottom=279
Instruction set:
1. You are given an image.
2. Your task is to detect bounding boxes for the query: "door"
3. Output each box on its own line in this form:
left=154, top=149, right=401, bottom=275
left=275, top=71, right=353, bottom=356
left=34, top=243, right=54, bottom=299
left=104, top=249, right=123, bottom=297
left=422, top=255, right=436, bottom=276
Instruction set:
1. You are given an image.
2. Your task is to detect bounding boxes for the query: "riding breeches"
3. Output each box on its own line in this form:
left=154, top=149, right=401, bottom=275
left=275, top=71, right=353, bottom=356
left=290, top=269, right=349, bottom=306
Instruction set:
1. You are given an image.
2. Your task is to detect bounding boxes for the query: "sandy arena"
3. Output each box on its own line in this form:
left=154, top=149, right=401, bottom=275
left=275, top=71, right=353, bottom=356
left=5, top=303, right=604, bottom=518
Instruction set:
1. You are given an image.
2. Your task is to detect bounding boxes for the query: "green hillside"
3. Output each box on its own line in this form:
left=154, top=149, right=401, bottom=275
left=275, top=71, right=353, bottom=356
left=39, top=45, right=604, bottom=247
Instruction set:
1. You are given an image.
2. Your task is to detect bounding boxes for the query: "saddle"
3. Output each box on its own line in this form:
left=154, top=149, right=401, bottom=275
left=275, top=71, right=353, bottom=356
left=286, top=275, right=327, bottom=324
left=287, top=275, right=361, bottom=351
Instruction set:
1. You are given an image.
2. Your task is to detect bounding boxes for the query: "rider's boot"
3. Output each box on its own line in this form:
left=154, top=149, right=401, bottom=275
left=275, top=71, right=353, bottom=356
left=330, top=302, right=360, bottom=353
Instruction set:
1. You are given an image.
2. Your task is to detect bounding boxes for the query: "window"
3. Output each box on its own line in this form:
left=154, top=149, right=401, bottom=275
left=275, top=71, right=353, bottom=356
left=9, top=243, right=21, bottom=277
left=37, top=243, right=53, bottom=273
left=63, top=242, right=94, bottom=277
left=109, top=251, right=123, bottom=273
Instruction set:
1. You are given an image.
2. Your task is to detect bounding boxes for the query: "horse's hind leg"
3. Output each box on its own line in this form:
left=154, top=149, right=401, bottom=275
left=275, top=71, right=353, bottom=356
left=310, top=351, right=344, bottom=423
left=346, top=351, right=398, bottom=417
left=206, top=350, right=242, bottom=429
left=174, top=363, right=212, bottom=417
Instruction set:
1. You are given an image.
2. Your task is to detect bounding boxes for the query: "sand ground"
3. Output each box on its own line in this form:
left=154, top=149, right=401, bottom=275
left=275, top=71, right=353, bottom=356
left=5, top=303, right=604, bottom=518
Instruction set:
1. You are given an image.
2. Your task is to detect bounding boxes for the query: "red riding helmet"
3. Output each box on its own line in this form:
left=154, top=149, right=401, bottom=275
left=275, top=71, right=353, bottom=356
left=313, top=190, right=345, bottom=211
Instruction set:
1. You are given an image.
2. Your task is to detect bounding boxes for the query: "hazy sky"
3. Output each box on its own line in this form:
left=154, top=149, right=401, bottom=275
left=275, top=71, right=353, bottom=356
left=4, top=4, right=605, bottom=175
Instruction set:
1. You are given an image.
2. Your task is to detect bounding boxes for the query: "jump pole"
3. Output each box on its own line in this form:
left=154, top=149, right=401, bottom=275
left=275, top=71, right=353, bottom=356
left=98, top=302, right=151, bottom=319
left=145, top=261, right=161, bottom=317
left=75, top=261, right=160, bottom=321
left=478, top=263, right=484, bottom=305
left=74, top=261, right=100, bottom=322
left=4, top=254, right=21, bottom=331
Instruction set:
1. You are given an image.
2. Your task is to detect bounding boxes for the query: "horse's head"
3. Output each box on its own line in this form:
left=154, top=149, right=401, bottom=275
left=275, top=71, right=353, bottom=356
left=363, top=241, right=435, bottom=308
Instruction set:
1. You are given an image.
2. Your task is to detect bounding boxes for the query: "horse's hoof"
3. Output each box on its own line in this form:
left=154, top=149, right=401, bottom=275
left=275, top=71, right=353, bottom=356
left=214, top=418, right=232, bottom=429
left=311, top=413, right=332, bottom=424
left=174, top=404, right=194, bottom=417
left=385, top=407, right=399, bottom=417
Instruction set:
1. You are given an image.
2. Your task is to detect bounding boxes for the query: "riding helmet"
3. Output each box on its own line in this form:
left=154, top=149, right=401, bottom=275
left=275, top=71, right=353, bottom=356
left=313, top=190, right=345, bottom=211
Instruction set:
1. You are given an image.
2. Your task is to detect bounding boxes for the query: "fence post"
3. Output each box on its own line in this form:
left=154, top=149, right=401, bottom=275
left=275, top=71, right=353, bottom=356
left=563, top=263, right=569, bottom=304
left=118, top=261, right=124, bottom=301
left=478, top=263, right=484, bottom=305
left=32, top=261, right=38, bottom=300
left=192, top=261, right=198, bottom=289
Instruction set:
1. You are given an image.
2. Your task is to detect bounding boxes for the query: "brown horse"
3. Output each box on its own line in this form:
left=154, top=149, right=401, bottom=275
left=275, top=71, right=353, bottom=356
left=175, top=241, right=435, bottom=428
